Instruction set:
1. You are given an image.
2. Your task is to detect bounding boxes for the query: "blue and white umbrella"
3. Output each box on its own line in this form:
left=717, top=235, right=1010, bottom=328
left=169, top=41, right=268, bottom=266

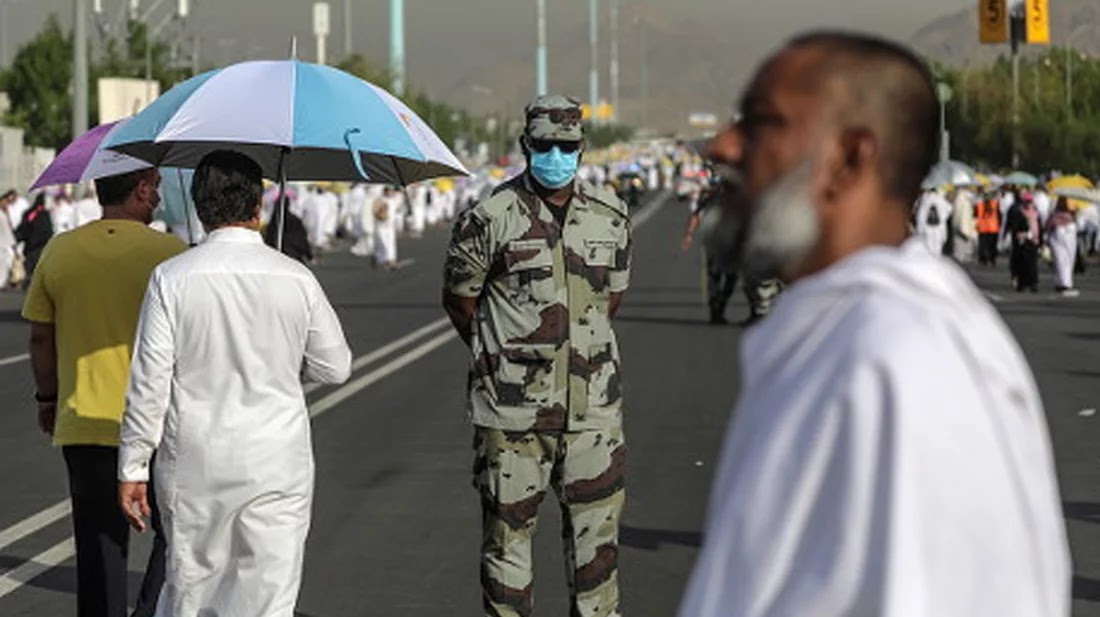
left=103, top=59, right=468, bottom=185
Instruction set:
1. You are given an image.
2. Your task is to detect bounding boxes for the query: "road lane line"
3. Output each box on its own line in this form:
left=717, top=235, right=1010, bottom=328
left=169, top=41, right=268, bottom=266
left=303, top=317, right=450, bottom=395
left=0, top=501, right=70, bottom=553
left=309, top=330, right=457, bottom=418
left=0, top=353, right=28, bottom=367
left=0, top=538, right=74, bottom=597
left=631, top=190, right=671, bottom=228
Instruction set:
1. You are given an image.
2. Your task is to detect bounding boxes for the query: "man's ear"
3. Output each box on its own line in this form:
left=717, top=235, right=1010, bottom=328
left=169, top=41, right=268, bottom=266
left=821, top=128, right=875, bottom=202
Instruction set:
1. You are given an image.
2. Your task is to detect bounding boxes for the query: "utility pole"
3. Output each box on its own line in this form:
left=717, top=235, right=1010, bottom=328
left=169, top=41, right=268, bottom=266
left=536, top=0, right=547, bottom=96
left=390, top=0, right=405, bottom=95
left=609, top=0, right=619, bottom=123
left=1010, top=9, right=1022, bottom=169
left=588, top=0, right=598, bottom=122
left=637, top=16, right=647, bottom=129
left=343, top=0, right=352, bottom=59
left=73, top=0, right=89, bottom=139
left=313, top=2, right=330, bottom=65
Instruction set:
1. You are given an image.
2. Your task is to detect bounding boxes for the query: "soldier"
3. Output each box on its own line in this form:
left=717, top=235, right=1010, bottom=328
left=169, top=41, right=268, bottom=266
left=443, top=94, right=631, bottom=617
left=681, top=171, right=781, bottom=325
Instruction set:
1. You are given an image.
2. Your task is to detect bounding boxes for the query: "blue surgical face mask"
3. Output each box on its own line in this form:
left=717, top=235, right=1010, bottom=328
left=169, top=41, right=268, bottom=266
left=529, top=146, right=580, bottom=189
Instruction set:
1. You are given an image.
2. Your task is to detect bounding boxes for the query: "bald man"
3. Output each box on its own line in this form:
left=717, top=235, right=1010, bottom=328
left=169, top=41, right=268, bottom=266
left=680, top=32, right=1069, bottom=617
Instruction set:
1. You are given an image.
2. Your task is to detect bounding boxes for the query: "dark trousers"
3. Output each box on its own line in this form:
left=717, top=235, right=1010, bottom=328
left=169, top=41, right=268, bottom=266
left=63, top=446, right=166, bottom=617
left=1011, top=242, right=1039, bottom=291
left=978, top=233, right=999, bottom=266
left=705, top=256, right=737, bottom=318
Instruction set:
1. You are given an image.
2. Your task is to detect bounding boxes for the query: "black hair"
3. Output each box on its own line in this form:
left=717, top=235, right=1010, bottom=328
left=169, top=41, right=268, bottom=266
left=95, top=168, right=150, bottom=206
left=190, top=150, right=264, bottom=230
left=0, top=189, right=15, bottom=201
left=787, top=30, right=939, bottom=206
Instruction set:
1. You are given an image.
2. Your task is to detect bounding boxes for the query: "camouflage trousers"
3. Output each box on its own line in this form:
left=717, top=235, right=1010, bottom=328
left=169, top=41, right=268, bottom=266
left=705, top=256, right=783, bottom=318
left=473, top=426, right=626, bottom=617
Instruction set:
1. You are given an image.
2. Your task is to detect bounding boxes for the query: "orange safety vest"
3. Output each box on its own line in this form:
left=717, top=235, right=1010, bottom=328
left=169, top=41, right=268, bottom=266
left=976, top=199, right=1001, bottom=234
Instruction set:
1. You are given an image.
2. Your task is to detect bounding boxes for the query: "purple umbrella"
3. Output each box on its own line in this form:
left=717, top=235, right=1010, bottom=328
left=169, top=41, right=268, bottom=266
left=29, top=120, right=152, bottom=191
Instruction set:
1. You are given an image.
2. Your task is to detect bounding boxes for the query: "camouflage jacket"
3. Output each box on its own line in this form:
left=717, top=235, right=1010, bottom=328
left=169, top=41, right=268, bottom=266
left=444, top=173, right=632, bottom=431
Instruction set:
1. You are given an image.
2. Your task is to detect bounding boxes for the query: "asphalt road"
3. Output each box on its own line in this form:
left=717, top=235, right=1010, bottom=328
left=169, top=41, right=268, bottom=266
left=0, top=191, right=1097, bottom=616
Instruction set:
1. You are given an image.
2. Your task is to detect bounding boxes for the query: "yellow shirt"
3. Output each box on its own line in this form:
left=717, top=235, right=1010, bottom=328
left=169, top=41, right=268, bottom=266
left=22, top=219, right=187, bottom=447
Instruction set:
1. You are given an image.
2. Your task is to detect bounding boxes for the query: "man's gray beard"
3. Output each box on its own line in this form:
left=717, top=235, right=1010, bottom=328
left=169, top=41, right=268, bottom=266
left=740, top=160, right=821, bottom=280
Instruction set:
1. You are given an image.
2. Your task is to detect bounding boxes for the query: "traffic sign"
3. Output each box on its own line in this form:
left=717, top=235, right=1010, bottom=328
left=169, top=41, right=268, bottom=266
left=978, top=0, right=1008, bottom=44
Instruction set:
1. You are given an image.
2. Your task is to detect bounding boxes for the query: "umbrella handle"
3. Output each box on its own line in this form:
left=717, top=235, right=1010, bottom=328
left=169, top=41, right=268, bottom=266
left=343, top=129, right=372, bottom=182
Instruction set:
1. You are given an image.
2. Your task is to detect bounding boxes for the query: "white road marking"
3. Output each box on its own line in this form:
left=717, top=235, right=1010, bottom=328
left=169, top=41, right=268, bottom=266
left=0, top=190, right=674, bottom=597
left=0, top=501, right=70, bottom=553
left=310, top=330, right=457, bottom=419
left=0, top=538, right=74, bottom=597
left=303, top=317, right=450, bottom=395
left=0, top=353, right=28, bottom=367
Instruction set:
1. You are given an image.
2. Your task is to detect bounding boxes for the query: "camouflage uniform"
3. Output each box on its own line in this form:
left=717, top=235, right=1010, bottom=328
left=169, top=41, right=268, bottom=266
left=444, top=94, right=630, bottom=617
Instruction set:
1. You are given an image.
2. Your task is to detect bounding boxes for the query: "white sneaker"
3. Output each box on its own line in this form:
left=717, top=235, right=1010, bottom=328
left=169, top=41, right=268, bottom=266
left=1061, top=289, right=1080, bottom=298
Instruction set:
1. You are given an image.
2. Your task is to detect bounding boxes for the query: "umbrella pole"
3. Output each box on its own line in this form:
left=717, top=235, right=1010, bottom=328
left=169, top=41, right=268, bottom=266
left=177, top=168, right=195, bottom=246
left=276, top=147, right=289, bottom=253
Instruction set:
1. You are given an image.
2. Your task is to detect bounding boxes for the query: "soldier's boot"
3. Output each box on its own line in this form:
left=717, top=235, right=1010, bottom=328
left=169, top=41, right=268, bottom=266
left=555, top=428, right=626, bottom=617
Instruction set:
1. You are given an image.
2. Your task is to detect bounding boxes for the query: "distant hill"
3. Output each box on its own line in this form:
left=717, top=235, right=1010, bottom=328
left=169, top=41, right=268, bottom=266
left=911, top=0, right=1100, bottom=65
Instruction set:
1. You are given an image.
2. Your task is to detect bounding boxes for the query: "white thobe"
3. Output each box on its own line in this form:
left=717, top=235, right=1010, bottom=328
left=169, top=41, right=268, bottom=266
left=1033, top=190, right=1052, bottom=223
left=0, top=208, right=15, bottom=287
left=913, top=191, right=952, bottom=255
left=119, top=227, right=352, bottom=617
left=951, top=190, right=977, bottom=262
left=373, top=195, right=400, bottom=265
left=50, top=201, right=77, bottom=234
left=8, top=197, right=29, bottom=230
left=679, top=238, right=1070, bottom=617
left=409, top=185, right=427, bottom=235
left=1047, top=222, right=1078, bottom=289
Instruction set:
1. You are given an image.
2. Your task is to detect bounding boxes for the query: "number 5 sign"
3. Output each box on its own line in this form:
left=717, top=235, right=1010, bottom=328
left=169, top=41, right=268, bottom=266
left=978, top=0, right=1008, bottom=44
left=1025, top=0, right=1050, bottom=45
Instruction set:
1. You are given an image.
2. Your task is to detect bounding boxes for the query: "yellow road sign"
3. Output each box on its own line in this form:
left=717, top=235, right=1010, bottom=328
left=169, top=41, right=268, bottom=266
left=1025, top=0, right=1050, bottom=45
left=978, top=0, right=1008, bottom=44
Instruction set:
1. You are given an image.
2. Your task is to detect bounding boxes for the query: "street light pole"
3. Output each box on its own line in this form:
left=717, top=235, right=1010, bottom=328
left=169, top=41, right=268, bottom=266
left=609, top=0, right=619, bottom=123
left=637, top=16, right=647, bottom=129
left=536, top=0, right=547, bottom=96
left=73, top=0, right=89, bottom=139
left=588, top=0, right=598, bottom=123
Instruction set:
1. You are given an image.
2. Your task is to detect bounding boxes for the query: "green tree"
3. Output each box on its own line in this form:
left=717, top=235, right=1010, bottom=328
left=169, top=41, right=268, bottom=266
left=0, top=15, right=73, bottom=150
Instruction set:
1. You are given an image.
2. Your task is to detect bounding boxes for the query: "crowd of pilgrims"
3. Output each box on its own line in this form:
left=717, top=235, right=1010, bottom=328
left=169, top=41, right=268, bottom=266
left=912, top=180, right=1099, bottom=296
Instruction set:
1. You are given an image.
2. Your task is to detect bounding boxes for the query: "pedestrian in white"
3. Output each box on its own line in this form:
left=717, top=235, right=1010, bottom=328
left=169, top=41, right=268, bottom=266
left=951, top=186, right=978, bottom=262
left=73, top=187, right=103, bottom=227
left=681, top=31, right=1069, bottom=617
left=8, top=192, right=30, bottom=229
left=1032, top=187, right=1052, bottom=223
left=408, top=184, right=427, bottom=237
left=320, top=188, right=340, bottom=246
left=50, top=192, right=78, bottom=234
left=348, top=183, right=374, bottom=257
left=0, top=190, right=17, bottom=287
left=373, top=186, right=401, bottom=268
left=1045, top=196, right=1079, bottom=295
left=913, top=187, right=952, bottom=255
left=118, top=151, right=351, bottom=617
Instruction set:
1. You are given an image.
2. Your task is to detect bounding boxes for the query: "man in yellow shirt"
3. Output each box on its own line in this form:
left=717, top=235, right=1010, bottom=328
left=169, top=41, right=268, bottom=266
left=23, top=168, right=186, bottom=617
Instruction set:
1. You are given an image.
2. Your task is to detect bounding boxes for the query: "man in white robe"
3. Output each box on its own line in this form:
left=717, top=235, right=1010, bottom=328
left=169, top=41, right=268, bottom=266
left=680, top=31, right=1069, bottom=617
left=373, top=187, right=401, bottom=268
left=73, top=188, right=103, bottom=228
left=408, top=184, right=427, bottom=237
left=913, top=187, right=952, bottom=256
left=0, top=190, right=17, bottom=287
left=118, top=151, right=352, bottom=617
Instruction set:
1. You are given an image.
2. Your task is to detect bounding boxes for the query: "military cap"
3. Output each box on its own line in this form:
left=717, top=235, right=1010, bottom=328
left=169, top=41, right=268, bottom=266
left=524, top=94, right=584, bottom=141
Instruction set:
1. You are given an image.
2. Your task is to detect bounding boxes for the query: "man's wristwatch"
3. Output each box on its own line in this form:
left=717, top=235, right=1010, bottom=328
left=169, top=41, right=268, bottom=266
left=34, top=392, right=57, bottom=403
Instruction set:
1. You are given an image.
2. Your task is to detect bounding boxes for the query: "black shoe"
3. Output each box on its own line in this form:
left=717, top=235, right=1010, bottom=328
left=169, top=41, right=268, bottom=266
left=708, top=309, right=728, bottom=325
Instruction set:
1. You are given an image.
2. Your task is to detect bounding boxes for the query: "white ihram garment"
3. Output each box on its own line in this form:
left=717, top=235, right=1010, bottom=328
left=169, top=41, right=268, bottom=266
left=73, top=198, right=103, bottom=227
left=0, top=208, right=15, bottom=287
left=914, top=191, right=952, bottom=255
left=119, top=227, right=351, bottom=617
left=1048, top=222, right=1078, bottom=289
left=680, top=238, right=1070, bottom=617
left=373, top=195, right=400, bottom=265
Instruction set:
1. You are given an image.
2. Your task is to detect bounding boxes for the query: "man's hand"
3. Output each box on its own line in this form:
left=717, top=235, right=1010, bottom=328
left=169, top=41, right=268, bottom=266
left=680, top=234, right=694, bottom=252
left=119, top=481, right=150, bottom=533
left=37, top=402, right=56, bottom=436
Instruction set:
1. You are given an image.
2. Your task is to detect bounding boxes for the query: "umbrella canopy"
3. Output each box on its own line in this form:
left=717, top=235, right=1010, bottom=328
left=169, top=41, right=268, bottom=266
left=921, top=160, right=978, bottom=189
left=1048, top=175, right=1094, bottom=191
left=1051, top=186, right=1100, bottom=205
left=29, top=119, right=152, bottom=191
left=103, top=60, right=468, bottom=184
left=1003, top=171, right=1039, bottom=187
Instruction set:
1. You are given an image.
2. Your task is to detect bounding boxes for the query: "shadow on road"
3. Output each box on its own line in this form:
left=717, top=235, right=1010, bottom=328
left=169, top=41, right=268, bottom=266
left=620, top=525, right=701, bottom=550
left=1074, top=575, right=1100, bottom=602
left=0, top=309, right=25, bottom=323
left=1064, top=370, right=1100, bottom=379
left=1064, top=501, right=1100, bottom=523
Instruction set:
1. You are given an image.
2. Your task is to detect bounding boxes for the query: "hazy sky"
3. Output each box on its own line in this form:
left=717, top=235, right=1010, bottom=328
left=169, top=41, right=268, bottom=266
left=2, top=0, right=971, bottom=69
left=0, top=0, right=972, bottom=129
